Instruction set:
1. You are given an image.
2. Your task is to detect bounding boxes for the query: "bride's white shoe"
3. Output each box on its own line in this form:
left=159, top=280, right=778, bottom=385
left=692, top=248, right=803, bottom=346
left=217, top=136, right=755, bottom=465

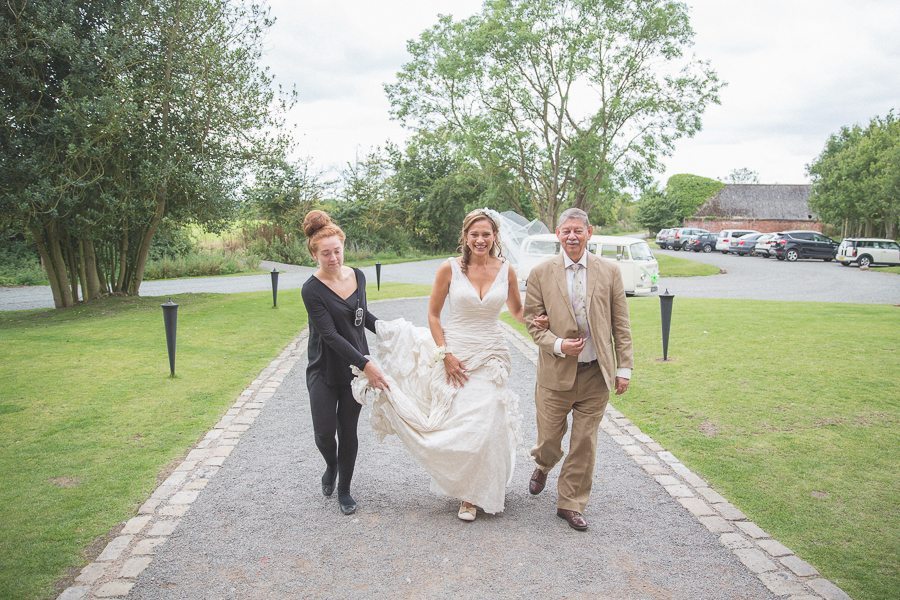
left=458, top=502, right=477, bottom=521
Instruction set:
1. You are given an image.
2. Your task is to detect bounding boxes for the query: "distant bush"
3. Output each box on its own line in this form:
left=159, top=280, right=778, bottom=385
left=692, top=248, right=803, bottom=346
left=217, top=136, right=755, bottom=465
left=246, top=236, right=315, bottom=266
left=144, top=251, right=261, bottom=280
left=0, top=239, right=48, bottom=286
left=149, top=219, right=199, bottom=260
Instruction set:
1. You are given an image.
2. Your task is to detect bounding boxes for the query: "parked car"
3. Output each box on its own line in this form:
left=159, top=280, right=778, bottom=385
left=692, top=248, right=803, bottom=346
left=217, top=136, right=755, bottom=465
left=715, top=229, right=760, bottom=253
left=685, top=232, right=717, bottom=253
left=729, top=233, right=766, bottom=256
left=771, top=231, right=839, bottom=262
left=663, top=227, right=709, bottom=250
left=835, top=238, right=900, bottom=267
left=516, top=234, right=659, bottom=295
left=753, top=233, right=778, bottom=258
left=655, top=228, right=673, bottom=249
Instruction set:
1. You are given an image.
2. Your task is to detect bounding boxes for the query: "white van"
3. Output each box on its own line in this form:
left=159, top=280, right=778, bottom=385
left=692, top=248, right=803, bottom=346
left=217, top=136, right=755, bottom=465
left=516, top=234, right=659, bottom=296
left=716, top=229, right=759, bottom=253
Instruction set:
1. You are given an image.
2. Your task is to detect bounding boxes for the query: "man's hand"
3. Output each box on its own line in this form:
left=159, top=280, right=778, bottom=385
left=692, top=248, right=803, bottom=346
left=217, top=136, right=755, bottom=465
left=560, top=337, right=586, bottom=356
left=614, top=376, right=629, bottom=395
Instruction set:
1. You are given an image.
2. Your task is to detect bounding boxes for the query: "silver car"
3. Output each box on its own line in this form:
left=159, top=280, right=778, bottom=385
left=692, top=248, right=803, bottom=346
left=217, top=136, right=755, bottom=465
left=754, top=234, right=777, bottom=258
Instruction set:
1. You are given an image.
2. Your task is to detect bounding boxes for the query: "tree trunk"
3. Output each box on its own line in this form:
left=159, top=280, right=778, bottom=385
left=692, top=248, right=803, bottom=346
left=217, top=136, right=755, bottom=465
left=95, top=242, right=109, bottom=293
left=64, top=236, right=80, bottom=304
left=31, top=225, right=65, bottom=308
left=128, top=197, right=166, bottom=295
left=44, top=222, right=75, bottom=308
left=77, top=240, right=90, bottom=302
left=116, top=231, right=128, bottom=293
left=83, top=239, right=103, bottom=300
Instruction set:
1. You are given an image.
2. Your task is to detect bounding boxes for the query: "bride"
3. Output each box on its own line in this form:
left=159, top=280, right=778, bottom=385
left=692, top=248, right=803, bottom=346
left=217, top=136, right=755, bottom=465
left=352, top=209, right=546, bottom=521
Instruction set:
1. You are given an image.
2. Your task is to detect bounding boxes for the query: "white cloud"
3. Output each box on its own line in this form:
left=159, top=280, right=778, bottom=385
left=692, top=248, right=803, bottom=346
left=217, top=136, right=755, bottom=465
left=262, top=0, right=900, bottom=186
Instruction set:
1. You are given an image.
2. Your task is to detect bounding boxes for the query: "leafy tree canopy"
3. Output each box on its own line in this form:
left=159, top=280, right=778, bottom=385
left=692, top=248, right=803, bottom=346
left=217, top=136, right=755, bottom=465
left=808, top=111, right=899, bottom=239
left=0, top=0, right=292, bottom=307
left=723, top=167, right=760, bottom=184
left=385, top=0, right=723, bottom=228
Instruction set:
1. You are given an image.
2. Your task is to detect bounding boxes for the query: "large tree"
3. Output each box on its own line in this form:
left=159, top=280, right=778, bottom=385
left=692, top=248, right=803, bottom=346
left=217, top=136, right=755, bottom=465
left=385, top=0, right=722, bottom=227
left=808, top=112, right=899, bottom=239
left=0, top=0, right=291, bottom=307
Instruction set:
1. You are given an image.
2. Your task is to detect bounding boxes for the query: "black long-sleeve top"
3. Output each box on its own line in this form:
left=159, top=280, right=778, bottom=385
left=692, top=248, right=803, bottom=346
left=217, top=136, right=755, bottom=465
left=301, top=268, right=378, bottom=387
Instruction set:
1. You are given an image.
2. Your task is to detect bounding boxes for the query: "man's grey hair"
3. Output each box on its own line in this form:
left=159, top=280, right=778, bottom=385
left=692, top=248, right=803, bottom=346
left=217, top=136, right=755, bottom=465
left=557, top=208, right=591, bottom=228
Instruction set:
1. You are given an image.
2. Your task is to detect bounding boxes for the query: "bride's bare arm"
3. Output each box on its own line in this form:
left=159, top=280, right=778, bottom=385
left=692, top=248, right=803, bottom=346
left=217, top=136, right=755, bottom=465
left=428, top=261, right=451, bottom=347
left=505, top=264, right=525, bottom=322
left=506, top=264, right=548, bottom=329
left=428, top=261, right=468, bottom=387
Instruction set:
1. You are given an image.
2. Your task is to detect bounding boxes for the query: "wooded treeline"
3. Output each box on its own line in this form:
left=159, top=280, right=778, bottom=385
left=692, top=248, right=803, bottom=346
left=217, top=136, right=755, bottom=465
left=3, top=0, right=726, bottom=307
left=808, top=112, right=899, bottom=239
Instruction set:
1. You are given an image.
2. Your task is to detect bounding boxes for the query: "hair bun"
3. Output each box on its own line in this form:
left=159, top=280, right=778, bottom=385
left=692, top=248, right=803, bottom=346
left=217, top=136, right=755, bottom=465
left=303, top=210, right=332, bottom=238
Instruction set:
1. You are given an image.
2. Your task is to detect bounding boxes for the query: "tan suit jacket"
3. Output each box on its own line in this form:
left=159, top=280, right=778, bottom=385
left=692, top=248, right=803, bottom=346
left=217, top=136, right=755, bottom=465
left=524, top=253, right=633, bottom=392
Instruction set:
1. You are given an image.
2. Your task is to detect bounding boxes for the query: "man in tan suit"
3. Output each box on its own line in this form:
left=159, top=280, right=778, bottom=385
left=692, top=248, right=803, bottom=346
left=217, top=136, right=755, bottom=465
left=524, top=208, right=633, bottom=531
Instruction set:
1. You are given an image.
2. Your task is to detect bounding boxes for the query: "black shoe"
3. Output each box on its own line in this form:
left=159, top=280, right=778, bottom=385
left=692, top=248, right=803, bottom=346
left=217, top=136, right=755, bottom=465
left=321, top=468, right=336, bottom=497
left=338, top=492, right=357, bottom=515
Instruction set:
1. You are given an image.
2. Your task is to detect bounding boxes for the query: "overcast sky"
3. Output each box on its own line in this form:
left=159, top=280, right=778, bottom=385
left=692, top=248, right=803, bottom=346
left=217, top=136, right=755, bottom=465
left=261, top=0, right=900, bottom=186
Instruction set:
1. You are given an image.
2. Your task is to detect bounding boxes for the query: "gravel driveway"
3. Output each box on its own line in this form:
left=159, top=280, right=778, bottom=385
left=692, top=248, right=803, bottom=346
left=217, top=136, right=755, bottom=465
left=654, top=249, right=900, bottom=304
left=126, top=297, right=775, bottom=600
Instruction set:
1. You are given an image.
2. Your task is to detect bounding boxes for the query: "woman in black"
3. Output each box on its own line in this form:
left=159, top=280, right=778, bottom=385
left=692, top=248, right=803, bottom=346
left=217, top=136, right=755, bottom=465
left=300, top=210, right=389, bottom=515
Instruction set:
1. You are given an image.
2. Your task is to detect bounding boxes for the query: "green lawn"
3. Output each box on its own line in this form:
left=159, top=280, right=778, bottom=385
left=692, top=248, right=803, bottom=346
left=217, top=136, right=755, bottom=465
left=0, top=282, right=430, bottom=600
left=505, top=298, right=899, bottom=600
left=655, top=252, right=721, bottom=277
left=347, top=253, right=447, bottom=267
left=871, top=265, right=900, bottom=274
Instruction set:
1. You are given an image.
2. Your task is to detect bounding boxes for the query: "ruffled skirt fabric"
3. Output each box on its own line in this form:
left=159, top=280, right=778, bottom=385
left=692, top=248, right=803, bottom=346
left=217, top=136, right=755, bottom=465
left=352, top=318, right=520, bottom=514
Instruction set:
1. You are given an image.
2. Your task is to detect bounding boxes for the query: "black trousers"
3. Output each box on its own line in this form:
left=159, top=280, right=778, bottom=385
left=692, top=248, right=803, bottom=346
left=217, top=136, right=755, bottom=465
left=307, top=378, right=361, bottom=493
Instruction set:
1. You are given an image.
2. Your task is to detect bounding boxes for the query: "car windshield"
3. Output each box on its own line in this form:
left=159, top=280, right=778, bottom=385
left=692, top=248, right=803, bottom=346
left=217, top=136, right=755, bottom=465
left=527, top=240, right=560, bottom=255
left=629, top=242, right=654, bottom=260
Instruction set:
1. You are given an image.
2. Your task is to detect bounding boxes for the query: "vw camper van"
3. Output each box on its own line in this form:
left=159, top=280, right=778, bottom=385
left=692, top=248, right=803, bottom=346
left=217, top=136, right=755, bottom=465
left=515, top=234, right=659, bottom=295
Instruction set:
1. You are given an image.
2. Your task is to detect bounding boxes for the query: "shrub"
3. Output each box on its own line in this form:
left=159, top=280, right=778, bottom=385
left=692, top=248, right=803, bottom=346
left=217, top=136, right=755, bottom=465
left=149, top=220, right=198, bottom=260
left=143, top=250, right=260, bottom=280
left=0, top=238, right=49, bottom=286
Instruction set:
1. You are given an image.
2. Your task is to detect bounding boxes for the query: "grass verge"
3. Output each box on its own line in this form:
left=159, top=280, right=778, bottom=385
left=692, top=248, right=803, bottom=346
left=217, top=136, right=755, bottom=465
left=0, top=282, right=430, bottom=600
left=655, top=252, right=721, bottom=277
left=503, top=298, right=899, bottom=600
left=347, top=253, right=447, bottom=267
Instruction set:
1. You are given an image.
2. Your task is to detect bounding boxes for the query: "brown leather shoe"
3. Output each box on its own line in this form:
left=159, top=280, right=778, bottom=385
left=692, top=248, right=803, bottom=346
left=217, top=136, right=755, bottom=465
left=557, top=509, right=588, bottom=531
left=528, top=468, right=547, bottom=495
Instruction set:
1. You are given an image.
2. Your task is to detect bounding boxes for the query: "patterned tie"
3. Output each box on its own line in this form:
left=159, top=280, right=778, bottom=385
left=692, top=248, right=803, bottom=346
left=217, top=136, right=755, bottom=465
left=571, top=263, right=588, bottom=336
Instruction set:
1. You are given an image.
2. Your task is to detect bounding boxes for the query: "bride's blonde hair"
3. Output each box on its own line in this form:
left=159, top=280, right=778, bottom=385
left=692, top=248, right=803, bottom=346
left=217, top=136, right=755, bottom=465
left=458, top=209, right=503, bottom=273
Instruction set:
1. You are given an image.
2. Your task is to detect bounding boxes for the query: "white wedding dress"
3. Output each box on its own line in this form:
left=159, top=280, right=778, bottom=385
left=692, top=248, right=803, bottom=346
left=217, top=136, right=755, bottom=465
left=351, top=258, right=521, bottom=514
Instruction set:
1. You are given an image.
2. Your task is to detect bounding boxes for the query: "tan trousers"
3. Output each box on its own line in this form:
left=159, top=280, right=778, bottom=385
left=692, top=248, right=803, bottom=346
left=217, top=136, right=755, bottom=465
left=530, top=362, right=609, bottom=513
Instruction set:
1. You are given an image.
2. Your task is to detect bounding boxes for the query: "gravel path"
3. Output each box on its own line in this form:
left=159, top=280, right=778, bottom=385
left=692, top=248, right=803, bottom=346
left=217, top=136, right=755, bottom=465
left=126, top=297, right=775, bottom=600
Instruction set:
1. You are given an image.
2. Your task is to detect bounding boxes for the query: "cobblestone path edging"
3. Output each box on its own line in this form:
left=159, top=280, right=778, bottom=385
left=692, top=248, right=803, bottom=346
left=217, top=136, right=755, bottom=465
left=57, top=332, right=309, bottom=600
left=502, top=320, right=851, bottom=600
left=59, top=320, right=851, bottom=599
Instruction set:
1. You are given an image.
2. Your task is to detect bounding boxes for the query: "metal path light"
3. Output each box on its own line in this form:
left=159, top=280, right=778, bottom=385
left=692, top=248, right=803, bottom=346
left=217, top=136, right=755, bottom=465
left=270, top=268, right=279, bottom=307
left=659, top=289, right=675, bottom=361
left=161, top=298, right=178, bottom=377
left=375, top=262, right=382, bottom=290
